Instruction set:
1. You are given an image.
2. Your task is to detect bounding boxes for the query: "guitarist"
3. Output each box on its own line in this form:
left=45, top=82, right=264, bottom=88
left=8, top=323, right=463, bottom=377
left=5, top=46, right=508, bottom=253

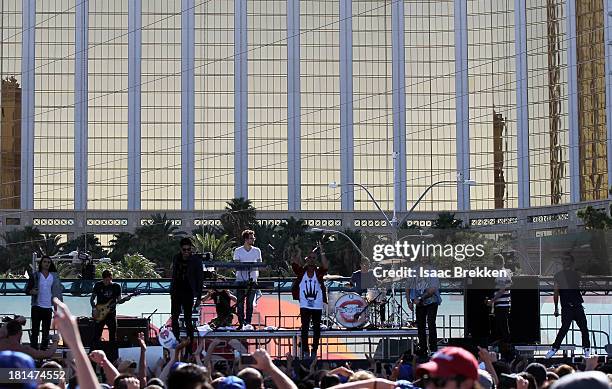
left=90, top=269, right=122, bottom=351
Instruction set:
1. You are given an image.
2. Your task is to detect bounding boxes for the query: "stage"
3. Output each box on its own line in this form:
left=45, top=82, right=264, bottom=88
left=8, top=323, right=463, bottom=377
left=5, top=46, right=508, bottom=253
left=198, top=328, right=419, bottom=359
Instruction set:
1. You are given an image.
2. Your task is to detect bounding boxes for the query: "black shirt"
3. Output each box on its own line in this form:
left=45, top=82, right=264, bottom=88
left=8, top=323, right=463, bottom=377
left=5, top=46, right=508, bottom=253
left=211, top=290, right=232, bottom=317
left=554, top=269, right=584, bottom=307
left=92, top=281, right=121, bottom=306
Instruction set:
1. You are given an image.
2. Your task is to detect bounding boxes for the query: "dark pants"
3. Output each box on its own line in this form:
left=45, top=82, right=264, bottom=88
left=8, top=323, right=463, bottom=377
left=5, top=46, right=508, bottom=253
left=236, top=287, right=256, bottom=325
left=495, top=307, right=511, bottom=343
left=416, top=303, right=438, bottom=352
left=552, top=304, right=590, bottom=349
left=171, top=289, right=195, bottom=340
left=92, top=311, right=117, bottom=351
left=30, top=306, right=53, bottom=350
left=300, top=308, right=322, bottom=355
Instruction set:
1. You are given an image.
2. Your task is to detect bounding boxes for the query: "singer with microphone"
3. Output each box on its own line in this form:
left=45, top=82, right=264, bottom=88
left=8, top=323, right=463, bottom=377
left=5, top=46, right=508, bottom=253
left=407, top=260, right=441, bottom=356
left=291, top=242, right=328, bottom=360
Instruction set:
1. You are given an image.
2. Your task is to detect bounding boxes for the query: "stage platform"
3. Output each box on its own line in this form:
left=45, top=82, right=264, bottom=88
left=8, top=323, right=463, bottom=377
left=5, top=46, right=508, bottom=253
left=199, top=328, right=419, bottom=359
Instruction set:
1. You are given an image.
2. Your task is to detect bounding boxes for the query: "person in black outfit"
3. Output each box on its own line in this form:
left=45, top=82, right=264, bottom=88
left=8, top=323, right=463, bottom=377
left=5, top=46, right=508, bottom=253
left=546, top=253, right=591, bottom=358
left=170, top=238, right=204, bottom=343
left=204, top=289, right=237, bottom=329
left=90, top=269, right=122, bottom=351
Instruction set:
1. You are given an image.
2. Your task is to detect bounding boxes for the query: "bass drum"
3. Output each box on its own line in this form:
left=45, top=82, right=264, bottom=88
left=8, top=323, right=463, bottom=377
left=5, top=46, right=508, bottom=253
left=335, top=293, right=368, bottom=328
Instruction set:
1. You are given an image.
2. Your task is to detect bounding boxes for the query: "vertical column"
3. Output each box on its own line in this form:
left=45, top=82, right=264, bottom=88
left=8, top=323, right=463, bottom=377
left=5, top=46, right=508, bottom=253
left=567, top=0, right=580, bottom=203
left=234, top=0, right=248, bottom=199
left=605, top=0, right=612, bottom=191
left=454, top=0, right=470, bottom=210
left=20, top=0, right=35, bottom=210
left=287, top=0, right=301, bottom=211
left=340, top=0, right=354, bottom=210
left=128, top=0, right=142, bottom=210
left=74, top=0, right=89, bottom=210
left=181, top=0, right=195, bottom=210
left=392, top=0, right=407, bottom=215
left=515, top=0, right=531, bottom=208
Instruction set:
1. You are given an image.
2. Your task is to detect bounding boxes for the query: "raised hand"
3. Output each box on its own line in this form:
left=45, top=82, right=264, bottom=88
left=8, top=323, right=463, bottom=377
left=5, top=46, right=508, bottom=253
left=53, top=298, right=81, bottom=349
left=137, top=332, right=147, bottom=351
left=252, top=348, right=273, bottom=372
left=89, top=350, right=107, bottom=364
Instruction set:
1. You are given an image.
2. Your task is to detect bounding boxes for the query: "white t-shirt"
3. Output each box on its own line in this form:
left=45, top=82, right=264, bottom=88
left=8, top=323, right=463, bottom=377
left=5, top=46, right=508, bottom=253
left=299, top=272, right=324, bottom=310
left=36, top=272, right=54, bottom=309
left=233, top=246, right=262, bottom=282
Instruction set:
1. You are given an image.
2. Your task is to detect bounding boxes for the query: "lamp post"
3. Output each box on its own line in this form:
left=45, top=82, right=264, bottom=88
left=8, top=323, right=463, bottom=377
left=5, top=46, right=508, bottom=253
left=329, top=178, right=476, bottom=234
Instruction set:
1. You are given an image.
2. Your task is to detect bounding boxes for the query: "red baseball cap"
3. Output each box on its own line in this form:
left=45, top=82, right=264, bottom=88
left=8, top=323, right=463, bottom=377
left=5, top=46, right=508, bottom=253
left=416, top=347, right=478, bottom=381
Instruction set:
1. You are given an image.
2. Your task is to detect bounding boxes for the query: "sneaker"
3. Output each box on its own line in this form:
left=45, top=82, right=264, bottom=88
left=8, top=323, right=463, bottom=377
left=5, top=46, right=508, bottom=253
left=243, top=324, right=254, bottom=331
left=545, top=348, right=558, bottom=359
left=584, top=348, right=591, bottom=358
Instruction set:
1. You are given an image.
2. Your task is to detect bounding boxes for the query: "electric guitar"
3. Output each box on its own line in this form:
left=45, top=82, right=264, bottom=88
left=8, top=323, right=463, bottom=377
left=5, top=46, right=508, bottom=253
left=93, top=291, right=140, bottom=322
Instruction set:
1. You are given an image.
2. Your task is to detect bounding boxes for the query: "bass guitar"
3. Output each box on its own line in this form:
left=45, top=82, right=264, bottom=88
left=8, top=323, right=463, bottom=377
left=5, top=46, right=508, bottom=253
left=94, top=291, right=140, bottom=322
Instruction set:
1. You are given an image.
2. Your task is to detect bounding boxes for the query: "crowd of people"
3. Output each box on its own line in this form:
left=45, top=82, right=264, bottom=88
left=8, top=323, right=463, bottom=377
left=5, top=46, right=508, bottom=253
left=1, top=301, right=611, bottom=389
left=0, top=232, right=610, bottom=388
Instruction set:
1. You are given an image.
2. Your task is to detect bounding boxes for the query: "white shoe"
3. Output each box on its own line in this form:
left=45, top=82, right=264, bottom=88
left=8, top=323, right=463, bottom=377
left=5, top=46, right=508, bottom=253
left=584, top=348, right=591, bottom=358
left=545, top=348, right=558, bottom=359
left=243, top=324, right=254, bottom=331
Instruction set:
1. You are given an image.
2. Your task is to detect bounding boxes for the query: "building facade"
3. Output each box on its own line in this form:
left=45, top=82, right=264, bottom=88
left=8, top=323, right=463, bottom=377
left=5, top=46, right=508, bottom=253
left=1, top=0, right=612, bottom=231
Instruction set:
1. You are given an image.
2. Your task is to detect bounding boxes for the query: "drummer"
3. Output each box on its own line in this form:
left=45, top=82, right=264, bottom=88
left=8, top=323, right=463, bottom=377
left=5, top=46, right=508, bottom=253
left=349, top=260, right=379, bottom=291
left=349, top=260, right=386, bottom=322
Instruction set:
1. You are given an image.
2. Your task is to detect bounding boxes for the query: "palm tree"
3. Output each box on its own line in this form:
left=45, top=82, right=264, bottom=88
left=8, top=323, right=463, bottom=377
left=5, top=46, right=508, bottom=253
left=432, top=212, right=464, bottom=229
left=39, top=234, right=63, bottom=256
left=221, top=197, right=257, bottom=240
left=60, top=233, right=107, bottom=258
left=191, top=233, right=235, bottom=261
left=109, top=232, right=136, bottom=262
left=134, top=213, right=185, bottom=272
left=0, top=226, right=44, bottom=273
left=95, top=254, right=161, bottom=279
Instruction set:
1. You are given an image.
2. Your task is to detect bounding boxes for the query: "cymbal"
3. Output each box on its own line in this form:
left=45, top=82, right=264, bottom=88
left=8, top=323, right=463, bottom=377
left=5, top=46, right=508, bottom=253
left=377, top=258, right=409, bottom=265
left=323, top=275, right=346, bottom=280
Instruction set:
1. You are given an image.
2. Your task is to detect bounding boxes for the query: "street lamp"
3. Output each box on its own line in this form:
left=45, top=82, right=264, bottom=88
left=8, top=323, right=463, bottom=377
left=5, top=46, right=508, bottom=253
left=310, top=227, right=370, bottom=261
left=328, top=181, right=397, bottom=227
left=329, top=177, right=477, bottom=231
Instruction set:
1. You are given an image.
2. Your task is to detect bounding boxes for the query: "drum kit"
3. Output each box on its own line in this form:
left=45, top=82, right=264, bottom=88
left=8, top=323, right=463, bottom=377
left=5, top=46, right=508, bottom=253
left=323, top=282, right=408, bottom=329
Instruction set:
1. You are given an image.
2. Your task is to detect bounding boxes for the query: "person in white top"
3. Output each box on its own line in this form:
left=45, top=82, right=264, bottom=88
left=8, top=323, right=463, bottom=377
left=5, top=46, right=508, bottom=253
left=233, top=229, right=262, bottom=329
left=291, top=243, right=329, bottom=359
left=24, top=255, right=63, bottom=350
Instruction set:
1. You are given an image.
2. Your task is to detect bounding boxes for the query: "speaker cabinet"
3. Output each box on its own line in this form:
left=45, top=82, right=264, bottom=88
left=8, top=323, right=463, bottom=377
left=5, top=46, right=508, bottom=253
left=464, top=277, right=495, bottom=346
left=510, top=276, right=540, bottom=343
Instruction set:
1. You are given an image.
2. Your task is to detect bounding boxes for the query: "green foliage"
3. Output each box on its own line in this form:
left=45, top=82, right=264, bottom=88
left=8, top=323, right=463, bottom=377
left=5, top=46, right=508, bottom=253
left=432, top=212, right=464, bottom=229
left=0, top=226, right=45, bottom=273
left=220, top=198, right=257, bottom=241
left=191, top=233, right=235, bottom=261
left=95, top=254, right=161, bottom=279
left=321, top=228, right=363, bottom=276
left=577, top=206, right=612, bottom=230
left=109, top=232, right=137, bottom=262
left=132, top=213, right=185, bottom=272
left=61, top=233, right=107, bottom=258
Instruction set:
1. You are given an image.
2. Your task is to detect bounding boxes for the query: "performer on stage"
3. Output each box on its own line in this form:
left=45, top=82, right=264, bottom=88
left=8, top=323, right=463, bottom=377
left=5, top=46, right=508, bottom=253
left=25, top=255, right=63, bottom=350
left=170, top=237, right=204, bottom=342
left=233, top=229, right=262, bottom=330
left=407, top=265, right=442, bottom=356
left=487, top=254, right=512, bottom=344
left=546, top=253, right=590, bottom=358
left=291, top=243, right=328, bottom=359
left=203, top=288, right=237, bottom=329
left=349, top=261, right=385, bottom=322
left=90, top=270, right=121, bottom=350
